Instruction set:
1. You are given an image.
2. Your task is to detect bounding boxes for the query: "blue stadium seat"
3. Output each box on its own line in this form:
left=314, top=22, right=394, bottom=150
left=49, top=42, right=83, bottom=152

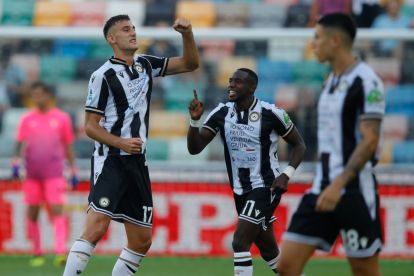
left=255, top=80, right=277, bottom=103
left=53, top=40, right=91, bottom=59
left=257, top=58, right=293, bottom=84
left=292, top=61, right=328, bottom=86
left=393, top=141, right=414, bottom=163
left=386, top=85, right=414, bottom=116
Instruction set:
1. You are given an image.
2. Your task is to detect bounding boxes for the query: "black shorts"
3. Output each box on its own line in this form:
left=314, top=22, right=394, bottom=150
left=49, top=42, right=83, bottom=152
left=88, top=154, right=153, bottom=228
left=283, top=192, right=383, bottom=257
left=234, top=187, right=281, bottom=231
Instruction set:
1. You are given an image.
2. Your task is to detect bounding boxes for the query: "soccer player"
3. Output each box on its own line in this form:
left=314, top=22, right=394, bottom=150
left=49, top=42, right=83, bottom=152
left=187, top=68, right=306, bottom=276
left=13, top=81, right=78, bottom=267
left=63, top=15, right=199, bottom=275
left=278, top=13, right=385, bottom=276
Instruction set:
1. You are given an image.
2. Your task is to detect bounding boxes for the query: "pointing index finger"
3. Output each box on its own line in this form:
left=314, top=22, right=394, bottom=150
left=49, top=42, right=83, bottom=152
left=193, top=89, right=199, bottom=100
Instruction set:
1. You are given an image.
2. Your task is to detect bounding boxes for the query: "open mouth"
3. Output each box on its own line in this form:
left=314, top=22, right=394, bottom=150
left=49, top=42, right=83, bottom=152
left=228, top=90, right=237, bottom=98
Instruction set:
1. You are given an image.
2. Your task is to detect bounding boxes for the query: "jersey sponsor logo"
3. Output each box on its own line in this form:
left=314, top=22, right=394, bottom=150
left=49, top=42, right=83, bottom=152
left=127, top=78, right=147, bottom=99
left=99, top=197, right=110, bottom=208
left=367, top=89, right=384, bottom=103
left=255, top=209, right=261, bottom=217
left=249, top=112, right=260, bottom=122
left=118, top=71, right=124, bottom=78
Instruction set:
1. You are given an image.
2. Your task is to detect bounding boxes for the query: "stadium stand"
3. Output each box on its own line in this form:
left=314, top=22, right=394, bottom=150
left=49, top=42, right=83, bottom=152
left=33, top=1, right=71, bottom=27
left=0, top=0, right=413, bottom=163
left=176, top=1, right=216, bottom=27
left=70, top=1, right=106, bottom=27
left=248, top=3, right=287, bottom=28
left=1, top=0, right=35, bottom=26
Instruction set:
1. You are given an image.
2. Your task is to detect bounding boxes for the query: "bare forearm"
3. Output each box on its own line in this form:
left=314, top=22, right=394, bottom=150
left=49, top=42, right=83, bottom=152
left=85, top=123, right=122, bottom=150
left=287, top=142, right=306, bottom=169
left=340, top=140, right=377, bottom=187
left=187, top=127, right=205, bottom=155
left=181, top=32, right=199, bottom=71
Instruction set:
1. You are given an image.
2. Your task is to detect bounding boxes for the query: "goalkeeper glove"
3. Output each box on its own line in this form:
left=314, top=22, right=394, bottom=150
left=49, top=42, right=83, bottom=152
left=70, top=166, right=79, bottom=189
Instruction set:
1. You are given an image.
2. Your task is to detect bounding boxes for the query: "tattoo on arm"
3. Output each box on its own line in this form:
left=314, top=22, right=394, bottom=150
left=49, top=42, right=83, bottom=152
left=342, top=119, right=381, bottom=183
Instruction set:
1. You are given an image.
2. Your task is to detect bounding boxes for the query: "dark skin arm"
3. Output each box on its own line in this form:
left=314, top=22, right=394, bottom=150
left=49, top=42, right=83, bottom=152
left=270, top=126, right=306, bottom=195
left=187, top=90, right=215, bottom=154
left=315, top=118, right=381, bottom=212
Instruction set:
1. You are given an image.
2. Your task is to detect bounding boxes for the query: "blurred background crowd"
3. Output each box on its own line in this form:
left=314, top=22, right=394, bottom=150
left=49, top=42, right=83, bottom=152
left=0, top=0, right=413, bottom=165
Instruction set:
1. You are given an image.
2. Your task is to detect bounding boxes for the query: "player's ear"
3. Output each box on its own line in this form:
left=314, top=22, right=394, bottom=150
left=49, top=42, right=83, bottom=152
left=106, top=33, right=115, bottom=44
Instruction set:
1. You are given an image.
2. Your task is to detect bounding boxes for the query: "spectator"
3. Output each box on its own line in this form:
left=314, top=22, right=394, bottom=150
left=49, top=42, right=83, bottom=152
left=372, top=0, right=413, bottom=57
left=353, top=0, right=384, bottom=27
left=308, top=0, right=353, bottom=27
left=4, top=55, right=28, bottom=107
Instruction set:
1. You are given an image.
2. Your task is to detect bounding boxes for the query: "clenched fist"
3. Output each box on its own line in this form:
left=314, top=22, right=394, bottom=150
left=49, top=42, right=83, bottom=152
left=173, top=18, right=193, bottom=33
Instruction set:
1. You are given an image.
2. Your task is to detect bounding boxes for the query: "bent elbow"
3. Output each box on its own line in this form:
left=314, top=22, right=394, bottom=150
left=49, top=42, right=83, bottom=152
left=187, top=61, right=199, bottom=72
left=84, top=122, right=95, bottom=139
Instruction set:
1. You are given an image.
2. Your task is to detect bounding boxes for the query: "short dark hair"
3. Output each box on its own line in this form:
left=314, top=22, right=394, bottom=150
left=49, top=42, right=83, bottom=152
left=317, top=12, right=357, bottom=45
left=237, top=68, right=258, bottom=86
left=103, top=14, right=130, bottom=39
left=31, top=81, right=55, bottom=97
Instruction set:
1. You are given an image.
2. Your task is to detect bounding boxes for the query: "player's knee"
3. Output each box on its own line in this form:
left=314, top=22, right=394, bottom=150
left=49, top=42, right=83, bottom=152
left=82, top=222, right=109, bottom=244
left=277, top=257, right=298, bottom=276
left=128, top=235, right=152, bottom=254
left=232, top=236, right=250, bottom=252
left=141, top=237, right=152, bottom=252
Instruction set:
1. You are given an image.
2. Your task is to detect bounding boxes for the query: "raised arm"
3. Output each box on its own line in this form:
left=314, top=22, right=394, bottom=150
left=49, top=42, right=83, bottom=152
left=187, top=90, right=215, bottom=154
left=165, top=18, right=199, bottom=75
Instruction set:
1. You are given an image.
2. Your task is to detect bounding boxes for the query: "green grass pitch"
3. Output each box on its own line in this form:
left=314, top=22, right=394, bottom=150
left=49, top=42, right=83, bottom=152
left=0, top=255, right=413, bottom=275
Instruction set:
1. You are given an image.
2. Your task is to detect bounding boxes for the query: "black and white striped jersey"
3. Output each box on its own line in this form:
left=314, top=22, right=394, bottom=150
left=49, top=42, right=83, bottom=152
left=311, top=61, right=385, bottom=198
left=203, top=98, right=294, bottom=195
left=85, top=54, right=168, bottom=156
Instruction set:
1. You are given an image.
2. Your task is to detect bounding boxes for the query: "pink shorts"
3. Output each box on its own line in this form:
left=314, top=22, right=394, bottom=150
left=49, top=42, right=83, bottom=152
left=23, top=177, right=67, bottom=205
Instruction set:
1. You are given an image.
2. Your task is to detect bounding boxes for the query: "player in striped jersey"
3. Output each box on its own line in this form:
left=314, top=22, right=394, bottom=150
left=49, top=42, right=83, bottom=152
left=63, top=14, right=199, bottom=276
left=279, top=13, right=385, bottom=276
left=187, top=68, right=306, bottom=275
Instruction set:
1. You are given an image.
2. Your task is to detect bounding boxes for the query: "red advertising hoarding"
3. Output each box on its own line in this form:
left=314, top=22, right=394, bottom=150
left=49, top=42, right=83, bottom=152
left=0, top=181, right=413, bottom=257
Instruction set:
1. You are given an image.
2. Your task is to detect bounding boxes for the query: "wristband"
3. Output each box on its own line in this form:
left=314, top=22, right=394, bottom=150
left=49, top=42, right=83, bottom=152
left=190, top=118, right=202, bottom=128
left=283, top=165, right=296, bottom=179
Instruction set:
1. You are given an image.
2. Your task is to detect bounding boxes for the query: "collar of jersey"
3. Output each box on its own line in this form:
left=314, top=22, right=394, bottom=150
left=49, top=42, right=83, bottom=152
left=109, top=56, right=134, bottom=66
left=233, top=97, right=258, bottom=112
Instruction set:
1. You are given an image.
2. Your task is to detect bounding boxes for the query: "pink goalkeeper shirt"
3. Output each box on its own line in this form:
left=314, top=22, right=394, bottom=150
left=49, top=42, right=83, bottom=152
left=16, top=107, right=74, bottom=179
